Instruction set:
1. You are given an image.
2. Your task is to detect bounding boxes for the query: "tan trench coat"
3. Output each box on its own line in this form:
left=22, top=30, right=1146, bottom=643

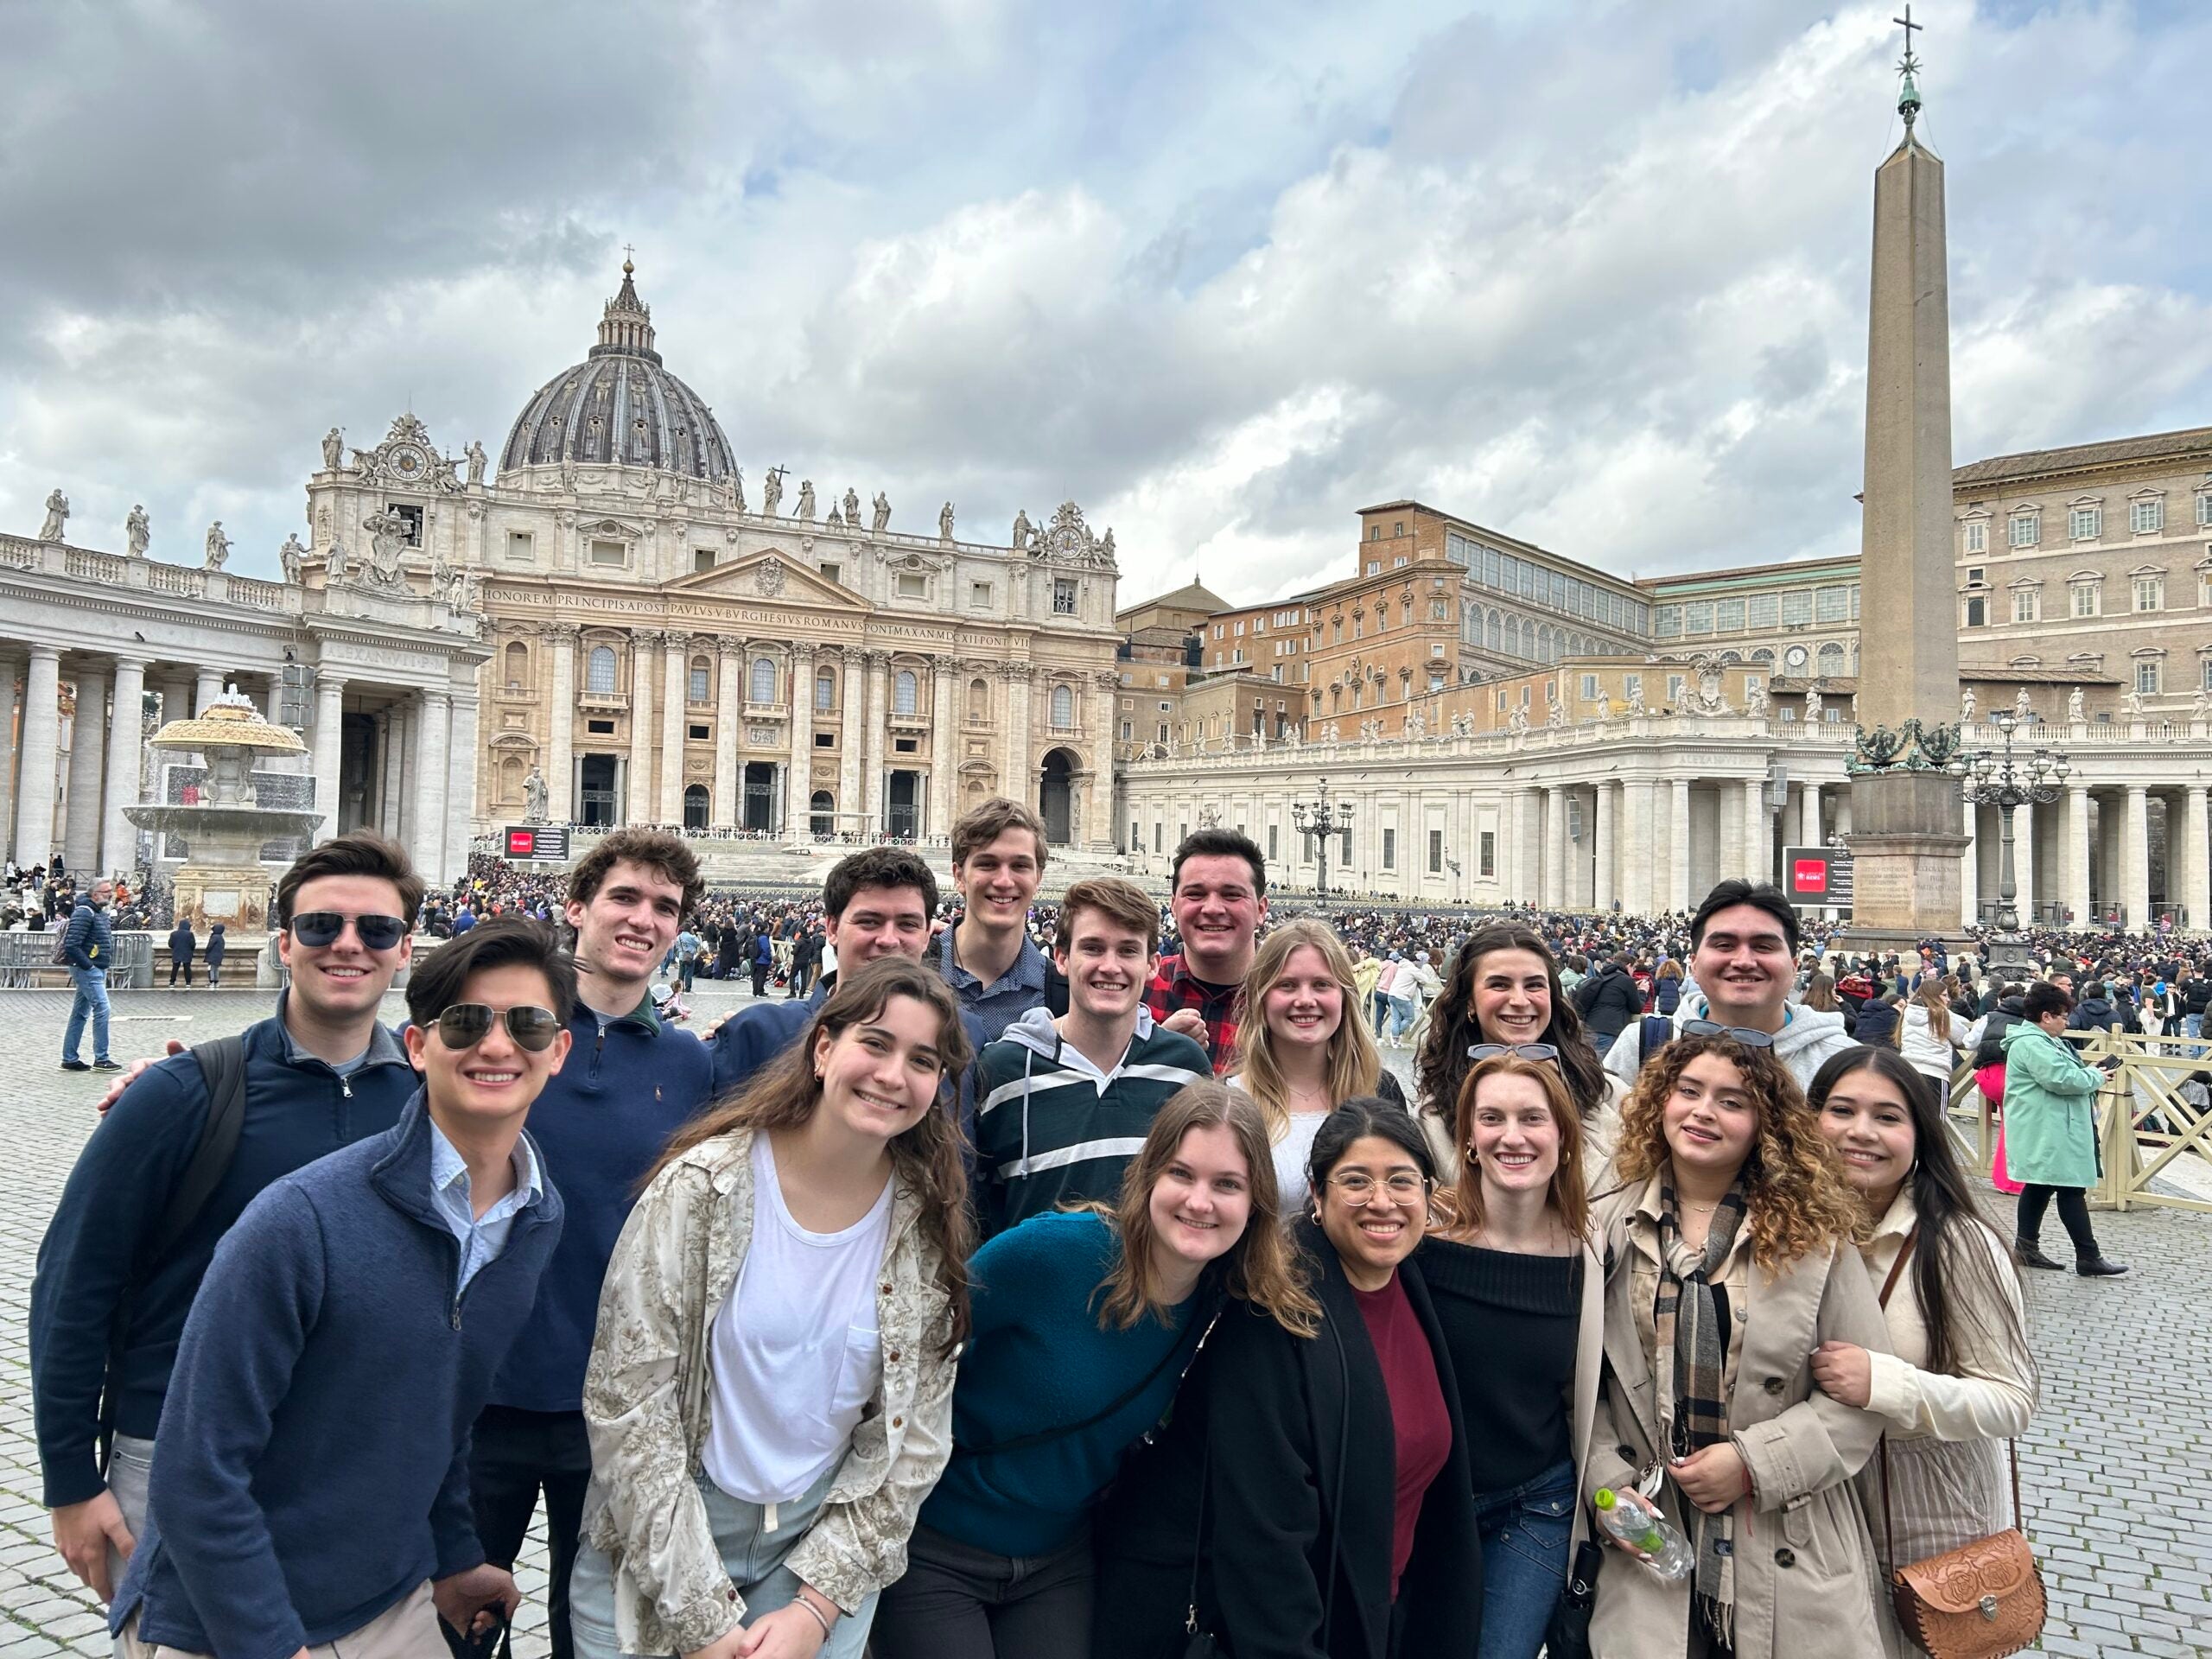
left=1581, top=1179, right=1899, bottom=1659
left=578, top=1128, right=960, bottom=1656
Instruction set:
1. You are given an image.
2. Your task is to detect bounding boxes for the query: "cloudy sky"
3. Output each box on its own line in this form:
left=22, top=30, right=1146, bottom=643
left=4, top=0, right=2208, bottom=606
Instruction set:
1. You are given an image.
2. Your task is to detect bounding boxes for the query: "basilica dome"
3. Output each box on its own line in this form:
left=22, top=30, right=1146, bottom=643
left=499, top=260, right=735, bottom=483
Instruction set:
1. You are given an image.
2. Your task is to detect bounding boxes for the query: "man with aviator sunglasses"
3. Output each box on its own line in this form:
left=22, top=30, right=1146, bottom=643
left=109, top=917, right=573, bottom=1659
left=34, top=832, right=427, bottom=1618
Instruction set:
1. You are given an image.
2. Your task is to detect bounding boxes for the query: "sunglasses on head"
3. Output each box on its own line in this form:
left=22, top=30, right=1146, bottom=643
left=430, top=1003, right=563, bottom=1052
left=289, top=911, right=410, bottom=950
left=1467, top=1042, right=1560, bottom=1065
left=1680, top=1019, right=1776, bottom=1049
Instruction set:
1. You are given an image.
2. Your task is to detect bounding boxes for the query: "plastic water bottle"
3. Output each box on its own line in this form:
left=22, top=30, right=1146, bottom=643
left=1592, top=1487, right=1695, bottom=1580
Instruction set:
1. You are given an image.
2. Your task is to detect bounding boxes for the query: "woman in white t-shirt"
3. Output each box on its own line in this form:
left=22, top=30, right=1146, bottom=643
left=1223, top=919, right=1406, bottom=1210
left=573, top=957, right=974, bottom=1659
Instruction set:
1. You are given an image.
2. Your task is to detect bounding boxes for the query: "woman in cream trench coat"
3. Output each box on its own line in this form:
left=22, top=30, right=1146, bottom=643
left=1580, top=1171, right=1898, bottom=1659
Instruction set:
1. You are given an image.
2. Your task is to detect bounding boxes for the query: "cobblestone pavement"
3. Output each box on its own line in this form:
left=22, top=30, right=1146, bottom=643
left=1, top=987, right=2206, bottom=1656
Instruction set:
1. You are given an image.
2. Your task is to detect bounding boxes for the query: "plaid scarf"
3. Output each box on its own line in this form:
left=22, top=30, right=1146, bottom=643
left=1654, top=1171, right=1750, bottom=1643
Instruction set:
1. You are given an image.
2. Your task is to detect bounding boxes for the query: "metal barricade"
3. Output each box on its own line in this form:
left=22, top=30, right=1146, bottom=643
left=0, top=930, right=153, bottom=988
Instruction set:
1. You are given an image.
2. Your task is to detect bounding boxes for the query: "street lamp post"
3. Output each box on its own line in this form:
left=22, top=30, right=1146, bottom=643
left=1948, top=708, right=2067, bottom=974
left=1291, top=776, right=1353, bottom=899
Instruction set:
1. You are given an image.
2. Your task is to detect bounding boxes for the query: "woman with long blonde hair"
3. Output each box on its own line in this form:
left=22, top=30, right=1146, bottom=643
left=1224, top=918, right=1406, bottom=1207
left=573, top=957, right=974, bottom=1659
left=1584, top=1031, right=1893, bottom=1658
left=875, top=1083, right=1314, bottom=1659
left=1899, top=977, right=1959, bottom=1086
left=1421, top=1055, right=1605, bottom=1657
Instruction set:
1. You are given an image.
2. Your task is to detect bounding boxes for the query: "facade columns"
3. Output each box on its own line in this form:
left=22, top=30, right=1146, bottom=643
left=1594, top=782, right=1618, bottom=912
left=837, top=652, right=866, bottom=834
left=1005, top=664, right=1033, bottom=810
left=309, top=672, right=346, bottom=840
left=64, top=664, right=108, bottom=873
left=1516, top=789, right=1542, bottom=904
left=444, top=694, right=478, bottom=880
left=13, top=648, right=62, bottom=866
left=861, top=652, right=889, bottom=832
left=2012, top=796, right=2036, bottom=923
left=99, top=656, right=148, bottom=874
left=397, top=700, right=421, bottom=853
left=0, top=660, right=19, bottom=859
left=411, top=692, right=451, bottom=886
left=1797, top=783, right=1822, bottom=849
left=928, top=658, right=959, bottom=839
left=713, top=642, right=742, bottom=829
left=1669, top=779, right=1693, bottom=911
left=1961, top=798, right=1980, bottom=929
left=660, top=638, right=688, bottom=823
left=1088, top=672, right=1116, bottom=849
left=2186, top=787, right=2211, bottom=932
left=548, top=625, right=577, bottom=822
left=626, top=629, right=658, bottom=824
left=1742, top=779, right=1768, bottom=885
left=2064, top=782, right=2092, bottom=925
left=785, top=644, right=816, bottom=836
left=2124, top=785, right=2152, bottom=929
left=1621, top=780, right=1656, bottom=915
left=1544, top=785, right=1568, bottom=908
left=194, top=667, right=224, bottom=713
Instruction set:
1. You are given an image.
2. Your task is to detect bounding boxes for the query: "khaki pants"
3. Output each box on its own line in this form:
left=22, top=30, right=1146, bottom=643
left=119, top=1580, right=443, bottom=1659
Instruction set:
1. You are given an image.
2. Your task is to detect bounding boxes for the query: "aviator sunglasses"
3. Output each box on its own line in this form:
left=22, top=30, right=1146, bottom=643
left=431, top=1003, right=563, bottom=1053
left=1467, top=1042, right=1560, bottom=1064
left=288, top=911, right=410, bottom=950
left=1680, top=1019, right=1776, bottom=1049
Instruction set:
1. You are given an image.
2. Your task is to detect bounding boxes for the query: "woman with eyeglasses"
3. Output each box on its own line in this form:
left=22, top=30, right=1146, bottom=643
left=1802, top=1048, right=2037, bottom=1656
left=571, top=957, right=974, bottom=1659
left=1416, top=924, right=1622, bottom=1185
left=1420, top=1054, right=1603, bottom=1658
left=1224, top=920, right=1408, bottom=1209
left=1584, top=1030, right=1892, bottom=1659
left=1173, top=1099, right=1482, bottom=1657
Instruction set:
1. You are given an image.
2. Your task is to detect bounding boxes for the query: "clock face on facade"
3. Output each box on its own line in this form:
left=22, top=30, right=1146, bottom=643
left=1786, top=645, right=1808, bottom=672
left=390, top=444, right=427, bottom=480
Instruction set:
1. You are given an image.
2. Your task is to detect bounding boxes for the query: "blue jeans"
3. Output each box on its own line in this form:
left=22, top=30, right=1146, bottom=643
left=64, top=966, right=111, bottom=1064
left=569, top=1460, right=876, bottom=1658
left=1387, top=994, right=1417, bottom=1040
left=2187, top=1014, right=2202, bottom=1041
left=1471, top=1456, right=1576, bottom=1659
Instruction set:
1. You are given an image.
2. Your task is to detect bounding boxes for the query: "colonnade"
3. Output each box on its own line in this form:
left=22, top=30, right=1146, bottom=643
left=1521, top=778, right=1848, bottom=914
left=1961, top=783, right=2212, bottom=931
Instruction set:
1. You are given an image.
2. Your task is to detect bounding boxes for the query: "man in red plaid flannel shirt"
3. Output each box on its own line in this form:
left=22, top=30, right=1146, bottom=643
left=1144, top=829, right=1268, bottom=1073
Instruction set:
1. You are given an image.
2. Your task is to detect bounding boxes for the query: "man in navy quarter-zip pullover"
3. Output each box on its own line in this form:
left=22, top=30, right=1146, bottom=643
left=32, top=832, right=426, bottom=1614
left=468, top=828, right=714, bottom=1659
left=110, top=917, right=574, bottom=1659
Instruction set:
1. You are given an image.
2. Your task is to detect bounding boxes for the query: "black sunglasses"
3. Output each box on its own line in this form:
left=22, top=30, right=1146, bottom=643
left=1467, top=1042, right=1560, bottom=1064
left=431, top=1003, right=563, bottom=1053
left=289, top=911, right=410, bottom=950
left=1680, top=1019, right=1776, bottom=1049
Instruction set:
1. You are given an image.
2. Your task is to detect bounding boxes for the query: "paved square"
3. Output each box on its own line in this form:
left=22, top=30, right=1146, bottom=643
left=1, top=985, right=2206, bottom=1656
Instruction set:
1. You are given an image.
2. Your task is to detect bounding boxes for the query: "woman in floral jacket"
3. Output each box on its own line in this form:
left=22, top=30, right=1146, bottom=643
left=573, top=957, right=974, bottom=1659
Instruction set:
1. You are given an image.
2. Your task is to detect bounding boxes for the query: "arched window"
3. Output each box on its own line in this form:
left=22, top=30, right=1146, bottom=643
left=500, top=754, right=524, bottom=801
left=893, top=670, right=918, bottom=715
left=969, top=677, right=989, bottom=720
left=750, top=657, right=777, bottom=703
left=1050, top=683, right=1074, bottom=728
left=503, top=641, right=528, bottom=689
left=1965, top=596, right=1987, bottom=628
left=810, top=790, right=835, bottom=836
left=688, top=657, right=710, bottom=702
left=1521, top=618, right=1536, bottom=658
left=1486, top=612, right=1503, bottom=651
left=1816, top=642, right=1846, bottom=678
left=1537, top=625, right=1553, bottom=663
left=587, top=645, right=617, bottom=694
left=815, top=666, right=836, bottom=709
left=683, top=784, right=709, bottom=831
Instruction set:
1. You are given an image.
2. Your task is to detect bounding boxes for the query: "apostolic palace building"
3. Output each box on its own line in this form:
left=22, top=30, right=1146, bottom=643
left=6, top=257, right=2212, bottom=931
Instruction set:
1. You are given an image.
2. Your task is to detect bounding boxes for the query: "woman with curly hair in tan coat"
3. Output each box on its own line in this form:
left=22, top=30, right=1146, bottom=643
left=1584, top=1029, right=1897, bottom=1658
left=572, top=957, right=975, bottom=1659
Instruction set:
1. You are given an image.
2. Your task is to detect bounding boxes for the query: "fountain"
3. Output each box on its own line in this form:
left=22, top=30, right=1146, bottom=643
left=124, top=690, right=324, bottom=931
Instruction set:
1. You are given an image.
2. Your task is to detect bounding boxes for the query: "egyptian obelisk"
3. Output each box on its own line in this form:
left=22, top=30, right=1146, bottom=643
left=1845, top=10, right=1969, bottom=949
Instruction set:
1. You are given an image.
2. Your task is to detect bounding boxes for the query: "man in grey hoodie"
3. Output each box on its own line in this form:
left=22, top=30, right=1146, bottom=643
left=1604, top=879, right=1858, bottom=1090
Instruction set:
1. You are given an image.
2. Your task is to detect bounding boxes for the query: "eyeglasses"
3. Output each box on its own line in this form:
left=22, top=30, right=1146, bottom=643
left=1680, top=1019, right=1776, bottom=1049
left=1325, top=1171, right=1432, bottom=1206
left=289, top=912, right=410, bottom=950
left=1468, top=1042, right=1560, bottom=1064
left=430, top=1004, right=563, bottom=1053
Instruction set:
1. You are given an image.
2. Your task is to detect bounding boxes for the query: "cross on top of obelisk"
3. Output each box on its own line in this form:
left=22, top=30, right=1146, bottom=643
left=1894, top=5, right=1924, bottom=130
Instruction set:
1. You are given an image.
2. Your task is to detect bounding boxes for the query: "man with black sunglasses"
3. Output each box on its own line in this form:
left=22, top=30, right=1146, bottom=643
left=32, top=831, right=426, bottom=1615
left=109, top=917, right=573, bottom=1659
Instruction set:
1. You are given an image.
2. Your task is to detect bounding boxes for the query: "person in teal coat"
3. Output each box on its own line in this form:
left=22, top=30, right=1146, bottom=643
left=2001, top=982, right=2127, bottom=1277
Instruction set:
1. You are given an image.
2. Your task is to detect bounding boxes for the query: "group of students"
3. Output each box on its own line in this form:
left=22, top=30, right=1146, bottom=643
left=29, top=803, right=2047, bottom=1659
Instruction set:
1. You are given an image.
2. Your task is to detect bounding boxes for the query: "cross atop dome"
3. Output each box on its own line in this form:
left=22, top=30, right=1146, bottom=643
left=1894, top=5, right=1924, bottom=132
left=594, top=251, right=659, bottom=365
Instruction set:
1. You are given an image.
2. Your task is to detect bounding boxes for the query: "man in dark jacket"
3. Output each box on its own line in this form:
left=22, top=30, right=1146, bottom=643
left=2068, top=982, right=2127, bottom=1034
left=202, top=922, right=226, bottom=988
left=1572, top=951, right=1643, bottom=1050
left=109, top=918, right=573, bottom=1659
left=164, top=920, right=195, bottom=988
left=34, top=834, right=423, bottom=1606
left=60, top=880, right=118, bottom=1072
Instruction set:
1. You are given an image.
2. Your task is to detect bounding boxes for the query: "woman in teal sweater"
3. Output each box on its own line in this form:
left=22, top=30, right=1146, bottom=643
left=872, top=1083, right=1317, bottom=1659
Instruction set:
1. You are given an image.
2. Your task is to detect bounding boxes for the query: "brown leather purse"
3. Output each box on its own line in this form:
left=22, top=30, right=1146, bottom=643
left=1876, top=1231, right=2048, bottom=1659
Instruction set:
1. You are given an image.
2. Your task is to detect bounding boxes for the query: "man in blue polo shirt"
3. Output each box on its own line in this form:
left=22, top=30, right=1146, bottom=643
left=938, top=798, right=1064, bottom=1043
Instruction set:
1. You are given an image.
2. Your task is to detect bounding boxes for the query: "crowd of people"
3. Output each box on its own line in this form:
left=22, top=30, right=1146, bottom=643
left=26, top=798, right=2126, bottom=1658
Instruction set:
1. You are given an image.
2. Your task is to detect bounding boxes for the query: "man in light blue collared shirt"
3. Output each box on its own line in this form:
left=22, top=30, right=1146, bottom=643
left=940, top=799, right=1057, bottom=1046
left=429, top=1125, right=544, bottom=1294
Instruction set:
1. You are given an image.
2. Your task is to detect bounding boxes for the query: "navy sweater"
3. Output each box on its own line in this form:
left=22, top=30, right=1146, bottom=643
left=490, top=994, right=713, bottom=1413
left=112, top=1096, right=563, bottom=1659
left=31, top=1008, right=417, bottom=1507
left=710, top=980, right=829, bottom=1096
